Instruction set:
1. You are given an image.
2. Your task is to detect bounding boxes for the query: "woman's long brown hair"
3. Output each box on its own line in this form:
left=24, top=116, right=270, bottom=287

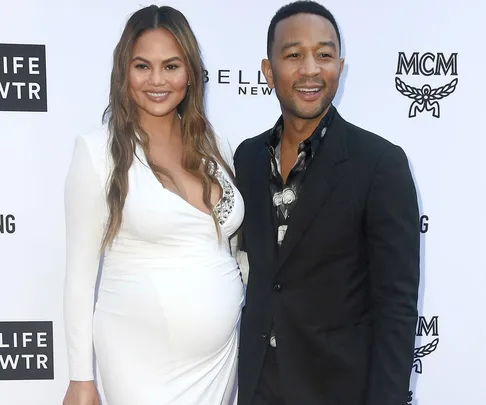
left=101, top=5, right=232, bottom=251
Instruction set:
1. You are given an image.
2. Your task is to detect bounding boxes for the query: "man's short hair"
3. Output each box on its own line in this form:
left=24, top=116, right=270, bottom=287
left=267, top=1, right=342, bottom=58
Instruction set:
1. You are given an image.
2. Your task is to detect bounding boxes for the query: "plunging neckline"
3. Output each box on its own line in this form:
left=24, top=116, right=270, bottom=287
left=164, top=182, right=223, bottom=219
left=138, top=151, right=223, bottom=219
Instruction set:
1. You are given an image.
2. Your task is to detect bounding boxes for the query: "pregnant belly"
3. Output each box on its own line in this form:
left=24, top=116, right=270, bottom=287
left=94, top=261, right=244, bottom=359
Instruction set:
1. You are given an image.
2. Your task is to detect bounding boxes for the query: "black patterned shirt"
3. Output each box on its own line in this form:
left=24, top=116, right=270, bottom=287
left=268, top=105, right=336, bottom=246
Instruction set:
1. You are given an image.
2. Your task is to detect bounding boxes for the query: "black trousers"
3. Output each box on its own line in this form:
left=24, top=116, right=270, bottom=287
left=250, top=346, right=285, bottom=405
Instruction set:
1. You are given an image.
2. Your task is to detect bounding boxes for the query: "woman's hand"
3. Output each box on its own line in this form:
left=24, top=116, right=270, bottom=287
left=63, top=381, right=100, bottom=405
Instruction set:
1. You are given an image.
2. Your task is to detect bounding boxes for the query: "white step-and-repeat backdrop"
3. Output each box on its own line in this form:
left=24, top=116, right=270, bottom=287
left=1, top=0, right=485, bottom=404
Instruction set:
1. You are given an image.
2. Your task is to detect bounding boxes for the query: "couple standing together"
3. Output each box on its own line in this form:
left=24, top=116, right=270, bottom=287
left=63, top=2, right=420, bottom=405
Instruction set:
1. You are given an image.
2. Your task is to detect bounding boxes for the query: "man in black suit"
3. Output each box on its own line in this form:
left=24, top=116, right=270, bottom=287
left=234, top=2, right=420, bottom=405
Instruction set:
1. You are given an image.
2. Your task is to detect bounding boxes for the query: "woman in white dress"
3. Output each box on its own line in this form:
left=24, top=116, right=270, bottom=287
left=62, top=5, right=244, bottom=405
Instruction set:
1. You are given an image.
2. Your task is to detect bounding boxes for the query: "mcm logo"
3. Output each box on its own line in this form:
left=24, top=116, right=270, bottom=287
left=412, top=337, right=439, bottom=374
left=395, top=77, right=457, bottom=118
left=408, top=316, right=440, bottom=405
left=395, top=52, right=458, bottom=118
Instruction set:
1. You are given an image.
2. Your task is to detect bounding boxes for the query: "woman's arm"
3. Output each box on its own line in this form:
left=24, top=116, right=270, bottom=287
left=64, top=135, right=106, bottom=381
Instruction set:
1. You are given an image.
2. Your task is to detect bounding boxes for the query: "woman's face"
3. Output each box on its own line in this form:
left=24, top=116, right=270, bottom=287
left=128, top=28, right=189, bottom=121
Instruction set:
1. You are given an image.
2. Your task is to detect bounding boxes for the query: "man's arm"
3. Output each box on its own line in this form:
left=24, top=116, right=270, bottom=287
left=365, top=144, right=420, bottom=405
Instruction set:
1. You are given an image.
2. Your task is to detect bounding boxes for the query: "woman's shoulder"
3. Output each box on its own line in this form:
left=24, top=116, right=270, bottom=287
left=214, top=134, right=235, bottom=171
left=74, top=125, right=111, bottom=177
left=76, top=125, right=110, bottom=157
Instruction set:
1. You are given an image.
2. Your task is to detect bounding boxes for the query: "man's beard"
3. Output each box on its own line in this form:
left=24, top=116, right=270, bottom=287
left=277, top=87, right=336, bottom=120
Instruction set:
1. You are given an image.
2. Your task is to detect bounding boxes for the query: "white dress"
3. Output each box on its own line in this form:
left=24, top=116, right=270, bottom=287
left=63, top=128, right=245, bottom=405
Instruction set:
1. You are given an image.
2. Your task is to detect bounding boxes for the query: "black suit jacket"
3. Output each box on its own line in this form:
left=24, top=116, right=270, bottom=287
left=234, top=110, right=420, bottom=405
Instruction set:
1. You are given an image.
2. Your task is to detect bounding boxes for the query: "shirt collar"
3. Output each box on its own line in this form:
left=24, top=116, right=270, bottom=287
left=267, top=104, right=336, bottom=157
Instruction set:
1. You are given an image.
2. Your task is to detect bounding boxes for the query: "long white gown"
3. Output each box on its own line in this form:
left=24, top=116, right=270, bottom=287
left=63, top=127, right=245, bottom=405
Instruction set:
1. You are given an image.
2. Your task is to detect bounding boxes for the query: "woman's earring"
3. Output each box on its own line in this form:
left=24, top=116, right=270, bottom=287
left=187, top=81, right=190, bottom=86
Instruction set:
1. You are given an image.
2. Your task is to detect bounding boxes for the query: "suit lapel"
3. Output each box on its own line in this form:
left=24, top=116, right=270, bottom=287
left=248, top=143, right=278, bottom=268
left=277, top=112, right=349, bottom=269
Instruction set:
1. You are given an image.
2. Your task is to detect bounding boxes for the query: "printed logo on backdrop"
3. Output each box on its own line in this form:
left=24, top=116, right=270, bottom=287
left=0, top=44, right=47, bottom=112
left=0, top=214, right=16, bottom=234
left=0, top=321, right=54, bottom=380
left=395, top=52, right=458, bottom=118
left=203, top=69, right=273, bottom=96
left=408, top=316, right=439, bottom=404
left=420, top=215, right=429, bottom=234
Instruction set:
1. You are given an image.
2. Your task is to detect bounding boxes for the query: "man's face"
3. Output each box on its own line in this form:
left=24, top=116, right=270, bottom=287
left=263, top=13, right=344, bottom=120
